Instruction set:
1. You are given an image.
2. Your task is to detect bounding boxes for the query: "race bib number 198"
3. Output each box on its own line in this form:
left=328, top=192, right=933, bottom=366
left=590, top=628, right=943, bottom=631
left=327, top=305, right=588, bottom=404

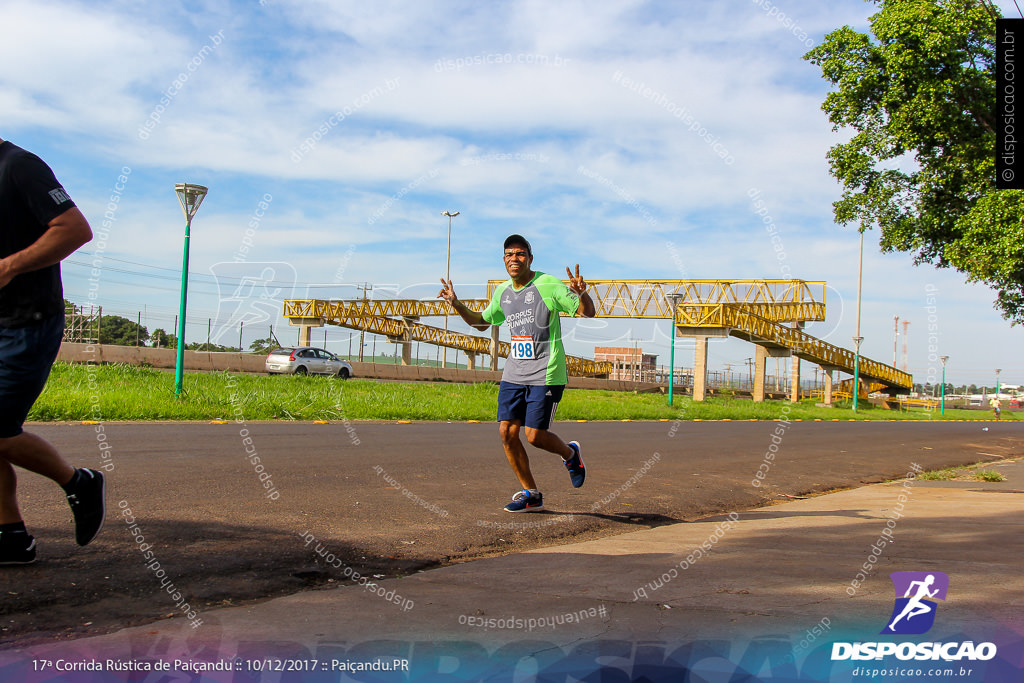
left=511, top=335, right=535, bottom=360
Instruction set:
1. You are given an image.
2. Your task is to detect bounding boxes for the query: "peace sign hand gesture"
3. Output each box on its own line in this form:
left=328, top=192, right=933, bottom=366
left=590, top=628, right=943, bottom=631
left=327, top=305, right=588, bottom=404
left=566, top=264, right=587, bottom=295
left=438, top=278, right=458, bottom=304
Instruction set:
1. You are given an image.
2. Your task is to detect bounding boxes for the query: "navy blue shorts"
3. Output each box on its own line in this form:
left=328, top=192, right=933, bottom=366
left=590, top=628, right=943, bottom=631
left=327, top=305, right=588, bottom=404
left=497, top=382, right=565, bottom=431
left=0, top=313, right=64, bottom=438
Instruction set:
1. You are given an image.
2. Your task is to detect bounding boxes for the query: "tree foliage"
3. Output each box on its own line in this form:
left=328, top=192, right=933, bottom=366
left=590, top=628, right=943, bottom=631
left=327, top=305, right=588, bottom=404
left=806, top=0, right=1024, bottom=323
left=98, top=315, right=148, bottom=346
left=187, top=342, right=241, bottom=352
left=248, top=336, right=277, bottom=354
left=151, top=328, right=176, bottom=349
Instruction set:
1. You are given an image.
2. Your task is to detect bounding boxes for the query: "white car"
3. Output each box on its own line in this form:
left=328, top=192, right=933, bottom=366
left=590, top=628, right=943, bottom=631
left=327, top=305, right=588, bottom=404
left=265, top=346, right=353, bottom=378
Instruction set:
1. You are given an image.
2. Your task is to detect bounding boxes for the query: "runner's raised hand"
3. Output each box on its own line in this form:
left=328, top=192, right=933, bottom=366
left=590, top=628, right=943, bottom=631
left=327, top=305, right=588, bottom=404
left=438, top=278, right=458, bottom=303
left=566, top=264, right=587, bottom=295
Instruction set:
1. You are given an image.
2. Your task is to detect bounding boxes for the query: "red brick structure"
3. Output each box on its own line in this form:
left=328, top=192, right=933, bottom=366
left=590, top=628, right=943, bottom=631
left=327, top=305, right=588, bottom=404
left=594, top=346, right=658, bottom=382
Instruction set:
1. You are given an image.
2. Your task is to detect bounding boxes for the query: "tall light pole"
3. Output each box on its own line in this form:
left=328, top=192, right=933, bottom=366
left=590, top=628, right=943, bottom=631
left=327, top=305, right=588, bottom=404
left=357, top=282, right=372, bottom=362
left=850, top=228, right=865, bottom=412
left=940, top=355, right=949, bottom=416
left=852, top=336, right=863, bottom=413
left=173, top=183, right=208, bottom=397
left=666, top=293, right=683, bottom=406
left=996, top=368, right=1002, bottom=398
left=441, top=210, right=459, bottom=368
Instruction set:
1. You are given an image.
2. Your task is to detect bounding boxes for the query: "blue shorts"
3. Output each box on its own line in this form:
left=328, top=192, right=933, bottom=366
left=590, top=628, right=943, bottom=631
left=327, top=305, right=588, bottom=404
left=497, top=382, right=565, bottom=431
left=0, top=313, right=64, bottom=438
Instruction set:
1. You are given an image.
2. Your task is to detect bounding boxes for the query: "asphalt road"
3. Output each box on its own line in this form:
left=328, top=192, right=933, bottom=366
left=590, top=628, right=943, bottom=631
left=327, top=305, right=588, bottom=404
left=1, top=419, right=1022, bottom=647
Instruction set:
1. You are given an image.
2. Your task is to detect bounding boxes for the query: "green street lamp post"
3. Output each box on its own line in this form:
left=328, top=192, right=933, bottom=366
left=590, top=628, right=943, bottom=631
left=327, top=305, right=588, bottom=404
left=940, top=355, right=949, bottom=416
left=666, top=293, right=683, bottom=406
left=173, top=183, right=208, bottom=396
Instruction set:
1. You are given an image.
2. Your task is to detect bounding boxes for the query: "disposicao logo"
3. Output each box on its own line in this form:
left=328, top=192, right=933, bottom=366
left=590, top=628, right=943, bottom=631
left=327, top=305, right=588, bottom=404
left=831, top=571, right=998, bottom=663
left=882, top=571, right=949, bottom=635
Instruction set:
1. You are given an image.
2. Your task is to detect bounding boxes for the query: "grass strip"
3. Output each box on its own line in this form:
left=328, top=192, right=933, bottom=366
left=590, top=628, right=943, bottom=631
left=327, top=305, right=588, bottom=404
left=917, top=462, right=1009, bottom=482
left=30, top=362, right=1012, bottom=423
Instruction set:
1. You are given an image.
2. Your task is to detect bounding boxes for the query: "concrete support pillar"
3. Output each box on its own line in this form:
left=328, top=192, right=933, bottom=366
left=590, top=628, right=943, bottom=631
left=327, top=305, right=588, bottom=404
left=789, top=321, right=804, bottom=403
left=489, top=325, right=500, bottom=371
left=753, top=345, right=768, bottom=402
left=693, top=336, right=709, bottom=402
left=754, top=346, right=791, bottom=402
left=299, top=325, right=312, bottom=347
left=791, top=355, right=801, bottom=403
left=822, top=366, right=834, bottom=406
left=400, top=316, right=417, bottom=366
left=466, top=352, right=476, bottom=370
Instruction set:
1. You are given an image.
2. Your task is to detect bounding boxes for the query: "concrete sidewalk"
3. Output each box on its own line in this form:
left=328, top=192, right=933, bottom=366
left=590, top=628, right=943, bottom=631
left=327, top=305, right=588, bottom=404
left=3, top=461, right=1022, bottom=680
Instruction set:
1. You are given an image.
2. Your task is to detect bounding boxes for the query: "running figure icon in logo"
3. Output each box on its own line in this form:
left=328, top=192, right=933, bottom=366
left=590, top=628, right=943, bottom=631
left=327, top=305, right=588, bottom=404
left=882, top=571, right=950, bottom=635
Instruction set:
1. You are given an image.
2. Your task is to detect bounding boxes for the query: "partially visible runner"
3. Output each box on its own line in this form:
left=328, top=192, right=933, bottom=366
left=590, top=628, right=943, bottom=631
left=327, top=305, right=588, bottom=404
left=990, top=396, right=1001, bottom=420
left=438, top=234, right=596, bottom=512
left=0, top=137, right=105, bottom=565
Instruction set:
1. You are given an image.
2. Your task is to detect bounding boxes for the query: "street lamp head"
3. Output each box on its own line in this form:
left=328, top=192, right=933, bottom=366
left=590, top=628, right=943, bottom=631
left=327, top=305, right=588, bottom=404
left=665, top=292, right=684, bottom=320
left=940, top=355, right=949, bottom=365
left=442, top=210, right=460, bottom=218
left=175, top=183, right=208, bottom=221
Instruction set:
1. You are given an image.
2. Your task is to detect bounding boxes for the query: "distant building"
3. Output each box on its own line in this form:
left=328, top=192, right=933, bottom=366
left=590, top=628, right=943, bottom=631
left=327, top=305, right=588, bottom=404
left=595, top=346, right=658, bottom=382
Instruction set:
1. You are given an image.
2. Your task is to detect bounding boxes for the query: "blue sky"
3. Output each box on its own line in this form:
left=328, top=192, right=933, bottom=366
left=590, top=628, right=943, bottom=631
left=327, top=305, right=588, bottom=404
left=4, top=0, right=1021, bottom=388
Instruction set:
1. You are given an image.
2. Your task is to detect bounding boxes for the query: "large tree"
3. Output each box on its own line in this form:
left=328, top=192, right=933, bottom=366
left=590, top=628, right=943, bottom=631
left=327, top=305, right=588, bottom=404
left=806, top=0, right=1024, bottom=323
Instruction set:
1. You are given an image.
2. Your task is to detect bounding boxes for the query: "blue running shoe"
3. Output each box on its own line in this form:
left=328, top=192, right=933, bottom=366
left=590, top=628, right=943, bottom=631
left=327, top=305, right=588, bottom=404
left=504, top=489, right=544, bottom=513
left=564, top=441, right=586, bottom=488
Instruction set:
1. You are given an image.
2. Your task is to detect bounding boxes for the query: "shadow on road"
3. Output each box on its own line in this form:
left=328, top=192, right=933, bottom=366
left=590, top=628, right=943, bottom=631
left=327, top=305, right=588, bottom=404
left=0, top=518, right=432, bottom=650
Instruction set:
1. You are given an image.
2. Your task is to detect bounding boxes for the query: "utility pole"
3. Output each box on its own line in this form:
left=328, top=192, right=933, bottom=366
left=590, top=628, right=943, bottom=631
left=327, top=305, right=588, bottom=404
left=901, top=320, right=910, bottom=373
left=893, top=315, right=899, bottom=367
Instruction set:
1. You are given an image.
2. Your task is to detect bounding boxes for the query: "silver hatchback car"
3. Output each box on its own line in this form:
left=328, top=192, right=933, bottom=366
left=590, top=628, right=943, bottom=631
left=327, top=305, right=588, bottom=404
left=265, top=346, right=353, bottom=378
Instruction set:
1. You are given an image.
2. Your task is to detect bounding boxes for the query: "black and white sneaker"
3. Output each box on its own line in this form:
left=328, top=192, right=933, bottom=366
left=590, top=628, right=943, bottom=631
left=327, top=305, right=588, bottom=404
left=66, top=468, right=106, bottom=546
left=0, top=531, right=37, bottom=566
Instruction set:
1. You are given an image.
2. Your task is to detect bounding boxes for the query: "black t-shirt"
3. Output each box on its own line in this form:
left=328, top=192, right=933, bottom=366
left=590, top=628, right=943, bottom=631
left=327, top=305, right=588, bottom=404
left=0, top=141, right=74, bottom=326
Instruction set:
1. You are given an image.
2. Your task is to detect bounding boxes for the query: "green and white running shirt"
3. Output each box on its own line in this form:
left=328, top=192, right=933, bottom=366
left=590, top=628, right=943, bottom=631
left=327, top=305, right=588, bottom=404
left=482, top=272, right=581, bottom=386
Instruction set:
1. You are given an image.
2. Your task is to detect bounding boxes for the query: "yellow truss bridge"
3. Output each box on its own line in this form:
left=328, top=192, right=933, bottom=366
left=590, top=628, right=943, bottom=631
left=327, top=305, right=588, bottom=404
left=283, top=278, right=912, bottom=400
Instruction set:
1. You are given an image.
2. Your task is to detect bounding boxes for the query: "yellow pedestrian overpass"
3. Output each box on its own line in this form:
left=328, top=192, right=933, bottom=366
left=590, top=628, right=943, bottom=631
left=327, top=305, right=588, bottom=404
left=283, top=278, right=912, bottom=403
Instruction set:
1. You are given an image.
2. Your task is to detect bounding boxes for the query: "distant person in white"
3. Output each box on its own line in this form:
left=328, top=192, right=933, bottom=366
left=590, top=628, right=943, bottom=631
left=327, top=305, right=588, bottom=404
left=888, top=574, right=939, bottom=630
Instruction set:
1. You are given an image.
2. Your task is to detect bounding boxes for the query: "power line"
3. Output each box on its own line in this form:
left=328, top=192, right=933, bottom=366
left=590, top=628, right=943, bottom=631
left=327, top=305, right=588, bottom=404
left=64, top=257, right=364, bottom=290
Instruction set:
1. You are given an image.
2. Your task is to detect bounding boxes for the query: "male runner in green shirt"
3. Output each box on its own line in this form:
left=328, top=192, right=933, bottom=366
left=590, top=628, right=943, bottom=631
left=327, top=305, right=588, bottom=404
left=439, top=234, right=596, bottom=512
